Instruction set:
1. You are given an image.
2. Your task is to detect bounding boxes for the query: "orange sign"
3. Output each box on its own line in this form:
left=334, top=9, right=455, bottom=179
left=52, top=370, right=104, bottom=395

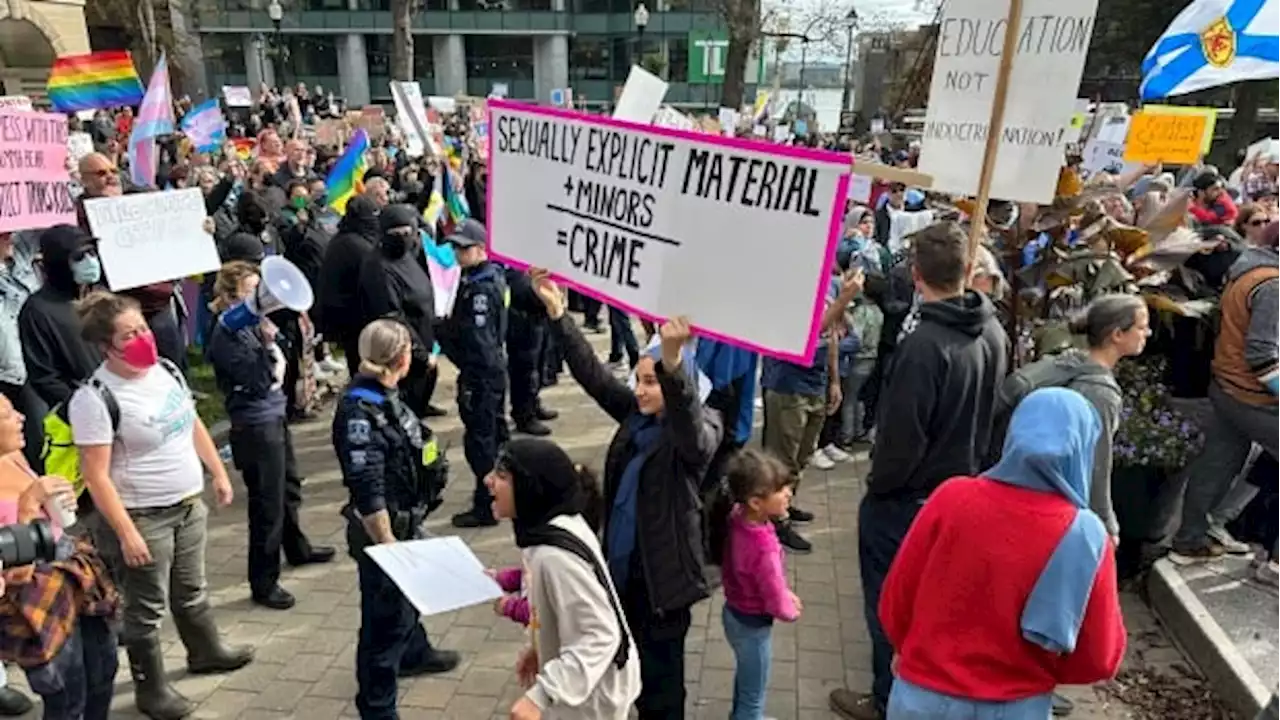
left=1123, top=112, right=1208, bottom=165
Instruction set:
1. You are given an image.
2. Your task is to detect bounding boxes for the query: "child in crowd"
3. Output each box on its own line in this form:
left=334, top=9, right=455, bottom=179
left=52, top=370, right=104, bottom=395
left=719, top=448, right=803, bottom=720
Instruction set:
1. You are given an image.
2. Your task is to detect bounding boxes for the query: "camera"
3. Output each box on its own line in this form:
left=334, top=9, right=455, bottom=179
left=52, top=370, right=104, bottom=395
left=0, top=520, right=58, bottom=568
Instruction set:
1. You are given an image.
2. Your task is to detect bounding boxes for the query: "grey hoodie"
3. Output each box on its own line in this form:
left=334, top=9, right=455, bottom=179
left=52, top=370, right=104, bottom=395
left=993, top=349, right=1122, bottom=536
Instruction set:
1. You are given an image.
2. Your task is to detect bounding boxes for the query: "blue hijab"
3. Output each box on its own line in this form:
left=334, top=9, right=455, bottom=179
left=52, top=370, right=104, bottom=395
left=607, top=342, right=707, bottom=591
left=984, top=387, right=1108, bottom=654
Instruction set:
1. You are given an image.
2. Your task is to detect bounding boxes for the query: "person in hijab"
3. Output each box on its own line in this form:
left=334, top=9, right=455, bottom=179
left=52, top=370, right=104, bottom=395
left=876, top=388, right=1125, bottom=719
left=530, top=269, right=720, bottom=720
left=486, top=438, right=641, bottom=720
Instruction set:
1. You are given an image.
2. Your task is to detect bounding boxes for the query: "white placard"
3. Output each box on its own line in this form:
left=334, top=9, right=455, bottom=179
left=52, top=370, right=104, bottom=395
left=67, top=132, right=95, bottom=163
left=773, top=125, right=791, bottom=142
left=887, top=208, right=935, bottom=255
left=490, top=83, right=509, bottom=99
left=84, top=188, right=221, bottom=291
left=391, top=81, right=438, bottom=158
left=653, top=106, right=695, bottom=132
left=613, top=66, right=668, bottom=124
left=718, top=107, right=739, bottom=137
left=488, top=100, right=851, bottom=363
left=917, top=0, right=1099, bottom=203
left=364, top=537, right=504, bottom=616
left=870, top=118, right=886, bottom=134
left=848, top=173, right=873, bottom=203
left=0, top=96, right=32, bottom=112
left=1081, top=114, right=1141, bottom=177
left=427, top=95, right=457, bottom=114
left=222, top=85, right=252, bottom=107
left=75, top=110, right=96, bottom=122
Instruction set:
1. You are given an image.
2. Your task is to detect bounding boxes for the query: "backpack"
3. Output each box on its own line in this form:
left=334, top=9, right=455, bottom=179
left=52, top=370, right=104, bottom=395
left=986, top=353, right=1116, bottom=466
left=533, top=525, right=630, bottom=670
left=42, top=358, right=187, bottom=497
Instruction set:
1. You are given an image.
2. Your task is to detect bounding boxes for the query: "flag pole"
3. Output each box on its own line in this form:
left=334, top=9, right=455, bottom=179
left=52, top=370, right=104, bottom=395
left=966, top=0, right=1024, bottom=274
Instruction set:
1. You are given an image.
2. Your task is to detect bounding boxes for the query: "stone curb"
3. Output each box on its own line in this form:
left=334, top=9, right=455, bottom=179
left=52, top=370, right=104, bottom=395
left=1147, top=557, right=1272, bottom=719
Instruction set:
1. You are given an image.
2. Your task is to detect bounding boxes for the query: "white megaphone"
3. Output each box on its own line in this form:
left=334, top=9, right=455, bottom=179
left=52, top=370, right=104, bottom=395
left=219, top=256, right=314, bottom=332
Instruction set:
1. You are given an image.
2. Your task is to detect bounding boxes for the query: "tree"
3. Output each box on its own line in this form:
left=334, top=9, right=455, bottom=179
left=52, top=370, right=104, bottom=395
left=390, top=0, right=414, bottom=81
left=717, top=0, right=760, bottom=110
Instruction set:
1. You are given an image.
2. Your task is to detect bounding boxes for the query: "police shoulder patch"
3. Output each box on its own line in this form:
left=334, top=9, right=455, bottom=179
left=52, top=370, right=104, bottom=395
left=346, top=418, right=372, bottom=444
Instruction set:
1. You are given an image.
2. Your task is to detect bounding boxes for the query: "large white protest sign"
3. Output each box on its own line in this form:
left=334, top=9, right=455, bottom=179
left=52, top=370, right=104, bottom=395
left=391, top=81, right=438, bottom=158
left=487, top=100, right=851, bottom=363
left=1082, top=114, right=1141, bottom=177
left=0, top=97, right=33, bottom=112
left=222, top=86, right=252, bottom=107
left=917, top=0, right=1099, bottom=203
left=613, top=66, right=668, bottom=124
left=84, top=188, right=221, bottom=291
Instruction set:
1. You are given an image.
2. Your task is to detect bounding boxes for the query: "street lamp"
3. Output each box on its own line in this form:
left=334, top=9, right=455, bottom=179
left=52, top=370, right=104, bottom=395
left=841, top=7, right=859, bottom=113
left=634, top=3, right=649, bottom=67
left=266, top=0, right=288, bottom=85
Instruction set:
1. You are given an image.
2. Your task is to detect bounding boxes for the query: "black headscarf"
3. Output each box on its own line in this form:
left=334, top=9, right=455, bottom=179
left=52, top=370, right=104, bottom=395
left=501, top=438, right=590, bottom=548
left=338, top=195, right=381, bottom=240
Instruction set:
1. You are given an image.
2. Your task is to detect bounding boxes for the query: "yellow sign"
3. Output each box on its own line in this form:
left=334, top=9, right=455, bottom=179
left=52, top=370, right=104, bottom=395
left=1200, top=16, right=1236, bottom=68
left=1143, top=104, right=1218, bottom=154
left=1124, top=112, right=1209, bottom=165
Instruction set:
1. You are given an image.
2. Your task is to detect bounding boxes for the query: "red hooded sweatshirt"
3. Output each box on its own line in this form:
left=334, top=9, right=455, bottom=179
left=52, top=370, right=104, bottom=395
left=879, top=476, right=1126, bottom=702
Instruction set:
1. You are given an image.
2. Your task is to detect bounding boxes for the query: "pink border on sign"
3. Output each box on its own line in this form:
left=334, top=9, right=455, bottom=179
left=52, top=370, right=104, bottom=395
left=483, top=98, right=851, bottom=366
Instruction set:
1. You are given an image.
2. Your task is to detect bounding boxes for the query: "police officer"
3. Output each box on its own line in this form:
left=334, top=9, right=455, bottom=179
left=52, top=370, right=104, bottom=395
left=438, top=219, right=509, bottom=528
left=505, top=266, right=558, bottom=436
left=333, top=319, right=459, bottom=719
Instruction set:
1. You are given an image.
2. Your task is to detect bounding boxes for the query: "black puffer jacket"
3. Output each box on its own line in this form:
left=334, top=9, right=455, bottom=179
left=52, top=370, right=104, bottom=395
left=316, top=197, right=380, bottom=337
left=552, top=315, right=721, bottom=614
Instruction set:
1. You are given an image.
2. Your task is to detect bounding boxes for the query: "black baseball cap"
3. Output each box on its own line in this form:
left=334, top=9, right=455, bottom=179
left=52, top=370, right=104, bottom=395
left=444, top=219, right=487, bottom=248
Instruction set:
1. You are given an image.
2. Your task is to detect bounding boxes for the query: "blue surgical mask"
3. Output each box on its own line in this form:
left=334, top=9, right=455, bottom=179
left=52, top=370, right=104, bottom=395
left=71, top=255, right=102, bottom=286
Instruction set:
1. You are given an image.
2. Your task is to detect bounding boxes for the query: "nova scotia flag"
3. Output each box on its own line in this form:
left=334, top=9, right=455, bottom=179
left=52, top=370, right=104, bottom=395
left=1141, top=0, right=1280, bottom=100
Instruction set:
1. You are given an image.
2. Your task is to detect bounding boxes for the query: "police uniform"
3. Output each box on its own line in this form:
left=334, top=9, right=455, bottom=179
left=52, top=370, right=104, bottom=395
left=333, top=373, right=453, bottom=719
left=439, top=251, right=510, bottom=526
left=504, top=266, right=553, bottom=434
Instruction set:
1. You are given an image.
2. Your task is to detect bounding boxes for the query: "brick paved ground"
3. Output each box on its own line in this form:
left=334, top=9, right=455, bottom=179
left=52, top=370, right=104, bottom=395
left=6, top=330, right=1177, bottom=719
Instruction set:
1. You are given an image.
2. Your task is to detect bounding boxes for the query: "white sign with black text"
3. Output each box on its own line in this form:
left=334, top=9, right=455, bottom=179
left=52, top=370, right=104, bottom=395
left=486, top=100, right=851, bottom=363
left=84, top=188, right=221, bottom=291
left=917, top=0, right=1099, bottom=203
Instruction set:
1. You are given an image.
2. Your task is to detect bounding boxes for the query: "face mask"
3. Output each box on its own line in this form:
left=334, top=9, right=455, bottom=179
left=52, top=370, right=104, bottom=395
left=71, top=255, right=102, bottom=286
left=119, top=333, right=159, bottom=369
left=381, top=232, right=409, bottom=259
left=291, top=196, right=307, bottom=210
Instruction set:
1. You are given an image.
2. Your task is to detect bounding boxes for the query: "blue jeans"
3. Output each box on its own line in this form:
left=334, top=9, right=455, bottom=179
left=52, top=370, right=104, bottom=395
left=888, top=678, right=1053, bottom=719
left=355, top=553, right=435, bottom=719
left=721, top=605, right=772, bottom=720
left=859, top=494, right=925, bottom=710
left=607, top=305, right=640, bottom=366
left=24, top=615, right=118, bottom=720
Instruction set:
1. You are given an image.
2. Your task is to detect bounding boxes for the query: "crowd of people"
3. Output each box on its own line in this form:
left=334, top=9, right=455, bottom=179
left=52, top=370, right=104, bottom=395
left=0, top=86, right=1273, bottom=720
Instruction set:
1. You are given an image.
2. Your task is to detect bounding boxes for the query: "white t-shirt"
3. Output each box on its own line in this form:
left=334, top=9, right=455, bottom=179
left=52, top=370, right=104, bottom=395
left=69, top=363, right=204, bottom=509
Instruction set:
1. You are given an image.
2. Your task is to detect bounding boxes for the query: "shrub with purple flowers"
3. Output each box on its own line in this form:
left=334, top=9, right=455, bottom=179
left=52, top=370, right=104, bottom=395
left=1112, top=357, right=1204, bottom=469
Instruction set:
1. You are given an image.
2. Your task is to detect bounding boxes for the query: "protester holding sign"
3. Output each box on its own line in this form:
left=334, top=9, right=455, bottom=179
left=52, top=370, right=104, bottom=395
left=531, top=268, right=718, bottom=720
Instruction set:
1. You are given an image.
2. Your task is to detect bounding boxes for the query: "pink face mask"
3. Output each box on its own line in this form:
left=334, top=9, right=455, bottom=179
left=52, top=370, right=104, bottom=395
left=119, top=333, right=159, bottom=369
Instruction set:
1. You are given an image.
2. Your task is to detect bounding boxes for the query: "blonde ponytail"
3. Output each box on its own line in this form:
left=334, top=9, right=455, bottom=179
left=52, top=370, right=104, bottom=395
left=357, top=319, right=413, bottom=380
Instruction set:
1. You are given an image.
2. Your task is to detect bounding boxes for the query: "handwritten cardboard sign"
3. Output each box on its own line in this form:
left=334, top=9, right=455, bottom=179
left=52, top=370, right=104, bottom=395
left=0, top=110, right=75, bottom=233
left=1124, top=111, right=1209, bottom=165
left=917, top=0, right=1100, bottom=203
left=486, top=100, right=851, bottom=364
left=84, top=188, right=221, bottom=291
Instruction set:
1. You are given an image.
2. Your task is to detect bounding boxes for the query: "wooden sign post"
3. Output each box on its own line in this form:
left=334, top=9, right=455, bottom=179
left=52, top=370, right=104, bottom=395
left=966, top=0, right=1025, bottom=272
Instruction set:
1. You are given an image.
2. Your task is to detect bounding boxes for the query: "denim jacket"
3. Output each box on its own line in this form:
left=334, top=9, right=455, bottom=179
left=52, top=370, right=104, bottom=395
left=0, top=233, right=43, bottom=385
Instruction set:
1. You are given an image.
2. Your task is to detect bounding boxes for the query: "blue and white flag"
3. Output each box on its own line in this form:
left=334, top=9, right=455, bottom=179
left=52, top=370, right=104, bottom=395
left=1140, top=0, right=1280, bottom=101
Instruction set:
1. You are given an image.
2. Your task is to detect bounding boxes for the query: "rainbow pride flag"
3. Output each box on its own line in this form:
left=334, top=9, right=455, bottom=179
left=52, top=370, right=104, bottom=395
left=47, top=51, right=145, bottom=113
left=326, top=128, right=369, bottom=215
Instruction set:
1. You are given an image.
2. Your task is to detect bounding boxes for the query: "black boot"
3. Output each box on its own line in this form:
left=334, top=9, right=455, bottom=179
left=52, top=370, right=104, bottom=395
left=514, top=417, right=552, bottom=437
left=774, top=520, right=813, bottom=554
left=128, top=638, right=194, bottom=720
left=534, top=404, right=559, bottom=421
left=173, top=605, right=254, bottom=675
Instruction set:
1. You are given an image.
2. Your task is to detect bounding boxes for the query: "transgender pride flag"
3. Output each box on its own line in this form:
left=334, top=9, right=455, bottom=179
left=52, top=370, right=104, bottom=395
left=129, top=53, right=174, bottom=188
left=180, top=99, right=227, bottom=153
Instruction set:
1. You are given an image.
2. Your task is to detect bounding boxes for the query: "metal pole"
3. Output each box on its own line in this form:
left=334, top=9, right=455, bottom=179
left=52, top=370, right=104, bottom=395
left=799, top=41, right=807, bottom=117
left=841, top=24, right=854, bottom=111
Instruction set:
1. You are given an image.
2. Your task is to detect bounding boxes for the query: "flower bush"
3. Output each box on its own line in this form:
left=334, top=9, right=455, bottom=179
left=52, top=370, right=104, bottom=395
left=1113, top=357, right=1204, bottom=469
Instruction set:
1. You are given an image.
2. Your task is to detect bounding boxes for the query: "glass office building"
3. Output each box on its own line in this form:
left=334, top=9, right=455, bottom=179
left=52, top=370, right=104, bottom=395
left=194, top=0, right=758, bottom=108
